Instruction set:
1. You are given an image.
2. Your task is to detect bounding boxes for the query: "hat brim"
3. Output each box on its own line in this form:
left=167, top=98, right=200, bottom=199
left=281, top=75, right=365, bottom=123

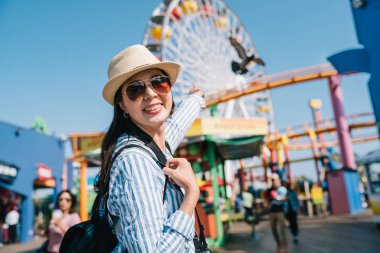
left=102, top=61, right=181, bottom=106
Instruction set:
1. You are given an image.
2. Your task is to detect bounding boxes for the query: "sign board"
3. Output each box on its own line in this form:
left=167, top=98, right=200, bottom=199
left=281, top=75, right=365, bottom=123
left=0, top=161, right=19, bottom=184
left=79, top=135, right=103, bottom=154
left=37, top=163, right=53, bottom=180
left=70, top=134, right=104, bottom=155
left=185, top=117, right=268, bottom=137
left=33, top=178, right=56, bottom=188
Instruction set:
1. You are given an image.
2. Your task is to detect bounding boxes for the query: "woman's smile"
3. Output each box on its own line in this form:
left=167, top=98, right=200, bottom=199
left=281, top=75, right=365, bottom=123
left=143, top=103, right=163, bottom=114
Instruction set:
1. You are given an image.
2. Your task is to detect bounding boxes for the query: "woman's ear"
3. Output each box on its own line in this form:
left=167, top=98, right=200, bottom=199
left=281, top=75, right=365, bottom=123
left=118, top=101, right=127, bottom=113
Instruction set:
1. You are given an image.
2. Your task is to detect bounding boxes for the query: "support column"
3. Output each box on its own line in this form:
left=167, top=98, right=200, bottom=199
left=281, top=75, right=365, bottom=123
left=327, top=75, right=361, bottom=214
left=328, top=75, right=356, bottom=169
left=80, top=159, right=88, bottom=221
left=239, top=160, right=246, bottom=192
left=207, top=104, right=224, bottom=247
left=62, top=162, right=67, bottom=190
left=281, top=135, right=292, bottom=184
left=308, top=130, right=321, bottom=185
left=262, top=147, right=269, bottom=183
left=219, top=162, right=230, bottom=214
left=207, top=141, right=224, bottom=247
left=313, top=109, right=328, bottom=155
left=21, top=193, right=34, bottom=242
left=270, top=146, right=277, bottom=167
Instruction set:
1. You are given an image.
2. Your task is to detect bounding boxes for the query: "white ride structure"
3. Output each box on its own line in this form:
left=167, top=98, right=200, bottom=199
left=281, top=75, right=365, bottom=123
left=143, top=0, right=271, bottom=120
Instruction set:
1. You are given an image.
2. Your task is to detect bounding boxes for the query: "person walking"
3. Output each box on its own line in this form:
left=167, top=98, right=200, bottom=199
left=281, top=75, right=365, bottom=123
left=285, top=182, right=300, bottom=244
left=47, top=190, right=80, bottom=253
left=96, top=44, right=205, bottom=252
left=5, top=206, right=19, bottom=243
left=242, top=186, right=260, bottom=240
left=265, top=174, right=288, bottom=253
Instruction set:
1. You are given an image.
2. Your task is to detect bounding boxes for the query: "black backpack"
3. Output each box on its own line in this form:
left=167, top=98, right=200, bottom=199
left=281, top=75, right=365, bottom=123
left=58, top=196, right=117, bottom=253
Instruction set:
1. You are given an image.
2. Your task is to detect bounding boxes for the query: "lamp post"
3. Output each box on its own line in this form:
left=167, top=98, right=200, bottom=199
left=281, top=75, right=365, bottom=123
left=309, top=99, right=323, bottom=185
left=309, top=99, right=328, bottom=154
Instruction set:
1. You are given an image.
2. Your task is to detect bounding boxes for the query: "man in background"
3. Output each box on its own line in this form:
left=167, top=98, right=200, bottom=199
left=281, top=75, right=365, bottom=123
left=265, top=174, right=288, bottom=253
left=5, top=206, right=20, bottom=243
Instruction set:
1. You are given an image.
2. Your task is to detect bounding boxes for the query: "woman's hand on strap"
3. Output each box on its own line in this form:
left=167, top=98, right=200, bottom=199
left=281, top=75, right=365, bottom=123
left=163, top=158, right=198, bottom=193
left=163, top=158, right=199, bottom=216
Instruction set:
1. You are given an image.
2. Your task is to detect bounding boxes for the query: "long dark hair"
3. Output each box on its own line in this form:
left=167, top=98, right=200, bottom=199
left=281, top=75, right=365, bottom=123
left=95, top=89, right=128, bottom=195
left=56, top=190, right=77, bottom=214
left=95, top=84, right=175, bottom=196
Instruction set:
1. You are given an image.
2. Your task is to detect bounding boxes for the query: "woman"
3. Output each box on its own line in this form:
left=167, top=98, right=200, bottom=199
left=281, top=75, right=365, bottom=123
left=97, top=44, right=205, bottom=252
left=47, top=190, right=80, bottom=253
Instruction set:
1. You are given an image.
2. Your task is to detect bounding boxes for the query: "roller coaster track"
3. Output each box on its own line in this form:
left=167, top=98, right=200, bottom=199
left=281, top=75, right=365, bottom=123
left=267, top=112, right=379, bottom=150
left=205, top=63, right=339, bottom=107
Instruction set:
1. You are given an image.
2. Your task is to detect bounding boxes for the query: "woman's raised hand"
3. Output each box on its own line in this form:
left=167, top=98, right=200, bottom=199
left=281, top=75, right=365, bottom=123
left=188, top=84, right=204, bottom=98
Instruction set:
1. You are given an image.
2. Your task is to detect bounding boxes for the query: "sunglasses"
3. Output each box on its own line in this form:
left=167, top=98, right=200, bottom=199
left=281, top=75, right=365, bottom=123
left=59, top=197, right=72, bottom=202
left=122, top=75, right=171, bottom=100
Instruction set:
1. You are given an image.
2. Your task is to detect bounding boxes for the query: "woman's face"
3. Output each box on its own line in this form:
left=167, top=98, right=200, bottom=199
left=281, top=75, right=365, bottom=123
left=119, top=69, right=173, bottom=135
left=58, top=192, right=72, bottom=212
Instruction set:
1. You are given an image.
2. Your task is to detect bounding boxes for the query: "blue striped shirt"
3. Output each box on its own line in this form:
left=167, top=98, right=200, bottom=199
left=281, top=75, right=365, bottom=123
left=108, top=95, right=205, bottom=253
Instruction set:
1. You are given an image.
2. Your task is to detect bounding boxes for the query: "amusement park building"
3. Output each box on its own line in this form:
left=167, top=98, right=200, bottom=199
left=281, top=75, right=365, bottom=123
left=328, top=0, right=380, bottom=135
left=0, top=121, right=65, bottom=242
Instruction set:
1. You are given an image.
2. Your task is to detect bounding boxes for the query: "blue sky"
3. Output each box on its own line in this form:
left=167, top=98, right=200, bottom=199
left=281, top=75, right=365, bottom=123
left=0, top=0, right=379, bottom=179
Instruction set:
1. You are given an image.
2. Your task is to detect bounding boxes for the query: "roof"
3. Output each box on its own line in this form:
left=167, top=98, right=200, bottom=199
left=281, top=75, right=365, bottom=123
left=185, top=135, right=264, bottom=160
left=356, top=148, right=380, bottom=165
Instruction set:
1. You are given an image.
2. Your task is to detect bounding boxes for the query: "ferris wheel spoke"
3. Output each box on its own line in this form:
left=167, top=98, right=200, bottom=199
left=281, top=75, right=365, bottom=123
left=164, top=35, right=199, bottom=59
left=167, top=16, right=208, bottom=52
left=180, top=65, right=209, bottom=79
left=191, top=1, right=221, bottom=43
left=165, top=39, right=203, bottom=66
left=193, top=1, right=216, bottom=38
left=165, top=49, right=197, bottom=67
left=166, top=31, right=196, bottom=55
left=181, top=67, right=213, bottom=85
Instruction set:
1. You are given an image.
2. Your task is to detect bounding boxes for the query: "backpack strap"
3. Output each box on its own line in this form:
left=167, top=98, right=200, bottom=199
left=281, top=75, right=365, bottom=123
left=98, top=143, right=170, bottom=237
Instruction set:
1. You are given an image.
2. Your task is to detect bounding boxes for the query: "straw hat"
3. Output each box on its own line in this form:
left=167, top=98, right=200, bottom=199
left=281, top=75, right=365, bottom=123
left=102, top=44, right=181, bottom=105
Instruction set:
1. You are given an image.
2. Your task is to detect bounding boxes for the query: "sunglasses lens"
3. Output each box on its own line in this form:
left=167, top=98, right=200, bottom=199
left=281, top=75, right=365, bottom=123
left=126, top=82, right=146, bottom=100
left=151, top=76, right=171, bottom=94
left=125, top=76, right=171, bottom=100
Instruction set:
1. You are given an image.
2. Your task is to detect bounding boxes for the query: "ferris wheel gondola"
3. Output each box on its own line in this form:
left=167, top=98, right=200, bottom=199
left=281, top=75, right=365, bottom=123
left=143, top=0, right=271, bottom=119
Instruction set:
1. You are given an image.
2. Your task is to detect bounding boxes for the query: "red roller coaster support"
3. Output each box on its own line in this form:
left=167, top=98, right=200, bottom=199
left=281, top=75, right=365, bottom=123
left=328, top=75, right=356, bottom=169
left=262, top=149, right=269, bottom=183
left=327, top=75, right=360, bottom=215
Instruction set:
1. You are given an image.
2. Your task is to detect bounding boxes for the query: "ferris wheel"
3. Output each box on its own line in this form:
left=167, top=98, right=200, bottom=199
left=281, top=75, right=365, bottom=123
left=143, top=0, right=271, bottom=119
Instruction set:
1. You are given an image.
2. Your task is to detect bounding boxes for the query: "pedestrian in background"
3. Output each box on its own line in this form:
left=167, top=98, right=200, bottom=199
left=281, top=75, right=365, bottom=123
left=46, top=190, right=80, bottom=253
left=285, top=182, right=300, bottom=244
left=265, top=174, right=288, bottom=253
left=5, top=205, right=19, bottom=244
left=242, top=187, right=260, bottom=240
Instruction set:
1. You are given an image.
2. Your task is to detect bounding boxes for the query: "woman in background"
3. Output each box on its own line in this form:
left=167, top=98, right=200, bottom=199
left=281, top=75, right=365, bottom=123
left=47, top=190, right=80, bottom=253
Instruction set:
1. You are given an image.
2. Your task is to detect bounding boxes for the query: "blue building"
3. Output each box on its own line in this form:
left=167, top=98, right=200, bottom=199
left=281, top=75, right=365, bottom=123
left=328, top=0, right=380, bottom=134
left=0, top=121, right=65, bottom=242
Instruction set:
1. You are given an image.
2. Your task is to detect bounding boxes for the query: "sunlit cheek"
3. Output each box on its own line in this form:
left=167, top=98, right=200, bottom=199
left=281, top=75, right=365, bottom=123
left=164, top=94, right=173, bottom=111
